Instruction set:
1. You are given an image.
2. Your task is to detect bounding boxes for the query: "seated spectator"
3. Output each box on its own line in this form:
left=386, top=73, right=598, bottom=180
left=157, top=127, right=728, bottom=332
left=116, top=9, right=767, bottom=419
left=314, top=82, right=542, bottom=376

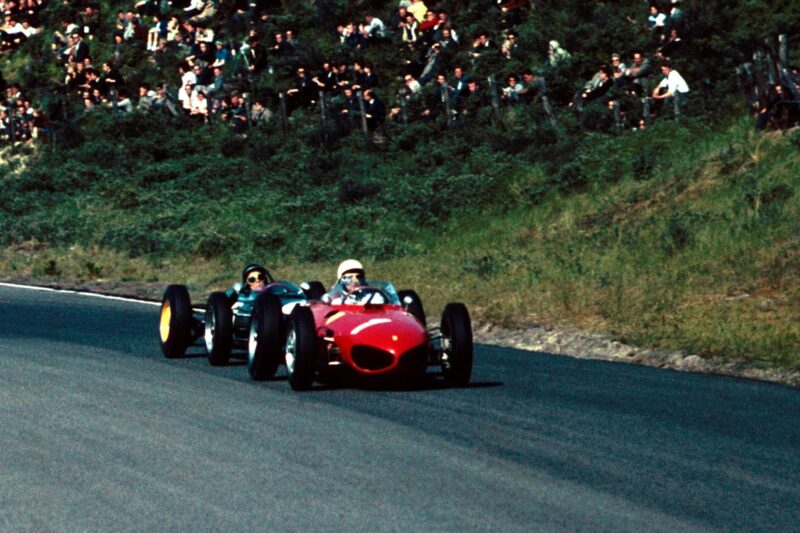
left=228, top=93, right=248, bottom=133
left=178, top=81, right=194, bottom=113
left=657, top=28, right=683, bottom=60
left=573, top=64, right=614, bottom=109
left=459, top=79, right=488, bottom=118
left=189, top=89, right=209, bottom=120
left=400, top=14, right=418, bottom=47
left=360, top=14, right=386, bottom=40
left=647, top=4, right=668, bottom=42
left=112, top=89, right=134, bottom=113
left=500, top=32, right=519, bottom=60
left=212, top=40, right=232, bottom=68
left=622, top=51, right=652, bottom=95
left=499, top=0, right=530, bottom=27
left=547, top=40, right=570, bottom=66
left=285, top=30, right=298, bottom=52
left=667, top=0, right=685, bottom=33
left=517, top=69, right=546, bottom=103
left=403, top=73, right=422, bottom=95
left=651, top=61, right=689, bottom=115
left=500, top=74, right=523, bottom=104
left=137, top=83, right=156, bottom=111
left=147, top=15, right=166, bottom=51
left=611, top=53, right=627, bottom=86
left=470, top=33, right=494, bottom=59
left=152, top=83, right=179, bottom=115
left=353, top=62, right=377, bottom=91
left=250, top=99, right=272, bottom=126
left=207, top=66, right=225, bottom=95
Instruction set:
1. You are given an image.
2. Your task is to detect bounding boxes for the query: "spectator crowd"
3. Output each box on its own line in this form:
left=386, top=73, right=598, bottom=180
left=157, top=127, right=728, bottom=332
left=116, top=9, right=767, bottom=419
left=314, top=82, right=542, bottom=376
left=1, top=0, right=799, bottom=145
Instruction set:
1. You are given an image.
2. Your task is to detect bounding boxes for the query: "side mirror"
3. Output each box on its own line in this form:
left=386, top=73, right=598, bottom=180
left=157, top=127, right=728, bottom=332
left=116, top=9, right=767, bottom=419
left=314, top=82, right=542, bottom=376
left=233, top=282, right=243, bottom=293
left=300, top=281, right=311, bottom=291
left=321, top=293, right=332, bottom=304
left=403, top=295, right=414, bottom=307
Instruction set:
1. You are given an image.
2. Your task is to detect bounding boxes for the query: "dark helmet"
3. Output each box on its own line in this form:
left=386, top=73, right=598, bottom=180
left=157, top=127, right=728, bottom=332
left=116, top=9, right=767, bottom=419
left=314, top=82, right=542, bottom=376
left=241, top=263, right=272, bottom=284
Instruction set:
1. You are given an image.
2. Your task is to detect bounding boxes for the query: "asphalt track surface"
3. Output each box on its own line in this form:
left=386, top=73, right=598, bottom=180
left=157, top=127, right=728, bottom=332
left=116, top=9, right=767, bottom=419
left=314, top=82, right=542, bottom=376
left=1, top=284, right=799, bottom=532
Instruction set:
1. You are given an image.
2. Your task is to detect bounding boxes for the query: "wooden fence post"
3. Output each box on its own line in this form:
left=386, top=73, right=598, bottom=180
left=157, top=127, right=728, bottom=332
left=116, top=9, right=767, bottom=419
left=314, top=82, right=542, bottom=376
left=443, top=86, right=452, bottom=128
left=612, top=100, right=623, bottom=132
left=356, top=90, right=370, bottom=144
left=642, top=97, right=653, bottom=127
left=488, top=76, right=502, bottom=120
left=279, top=92, right=288, bottom=136
left=778, top=34, right=789, bottom=68
left=318, top=90, right=328, bottom=144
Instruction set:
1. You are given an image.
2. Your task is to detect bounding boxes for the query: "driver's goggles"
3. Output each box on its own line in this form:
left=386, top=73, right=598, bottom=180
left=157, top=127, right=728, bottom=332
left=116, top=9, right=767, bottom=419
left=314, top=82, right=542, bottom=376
left=247, top=273, right=266, bottom=283
left=341, top=272, right=364, bottom=283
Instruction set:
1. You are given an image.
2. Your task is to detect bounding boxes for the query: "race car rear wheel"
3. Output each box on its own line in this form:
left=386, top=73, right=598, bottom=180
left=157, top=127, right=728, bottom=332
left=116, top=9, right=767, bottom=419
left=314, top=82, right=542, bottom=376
left=205, top=292, right=233, bottom=366
left=248, top=293, right=283, bottom=380
left=285, top=306, right=317, bottom=391
left=440, top=303, right=473, bottom=387
left=160, top=284, right=193, bottom=358
left=302, top=281, right=326, bottom=300
left=398, top=289, right=426, bottom=326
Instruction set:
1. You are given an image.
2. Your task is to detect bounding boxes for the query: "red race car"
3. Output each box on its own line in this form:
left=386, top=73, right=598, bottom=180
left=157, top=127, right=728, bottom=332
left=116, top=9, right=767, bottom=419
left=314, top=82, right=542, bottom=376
left=248, top=281, right=472, bottom=390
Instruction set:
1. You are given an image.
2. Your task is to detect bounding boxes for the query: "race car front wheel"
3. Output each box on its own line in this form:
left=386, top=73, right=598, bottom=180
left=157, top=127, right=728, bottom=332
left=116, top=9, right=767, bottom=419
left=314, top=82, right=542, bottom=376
left=160, top=284, right=193, bottom=358
left=205, top=292, right=233, bottom=366
left=440, top=303, right=473, bottom=387
left=285, top=306, right=317, bottom=391
left=248, top=293, right=283, bottom=380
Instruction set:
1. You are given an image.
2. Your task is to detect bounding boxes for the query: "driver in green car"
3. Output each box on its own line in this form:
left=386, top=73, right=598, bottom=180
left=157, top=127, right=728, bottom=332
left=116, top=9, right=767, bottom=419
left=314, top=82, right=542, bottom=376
left=241, top=263, right=270, bottom=292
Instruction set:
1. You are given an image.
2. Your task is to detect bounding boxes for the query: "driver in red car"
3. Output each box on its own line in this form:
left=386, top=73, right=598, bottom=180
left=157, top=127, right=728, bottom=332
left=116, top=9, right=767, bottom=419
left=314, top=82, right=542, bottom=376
left=326, top=259, right=367, bottom=303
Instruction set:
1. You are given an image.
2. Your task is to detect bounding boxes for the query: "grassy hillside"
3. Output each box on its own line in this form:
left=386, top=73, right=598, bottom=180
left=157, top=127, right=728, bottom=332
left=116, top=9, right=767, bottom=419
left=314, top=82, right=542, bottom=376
left=2, top=112, right=798, bottom=370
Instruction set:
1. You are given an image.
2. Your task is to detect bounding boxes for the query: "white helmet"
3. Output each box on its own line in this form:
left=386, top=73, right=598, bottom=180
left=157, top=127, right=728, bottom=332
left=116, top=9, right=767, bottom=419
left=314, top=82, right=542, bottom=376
left=337, top=259, right=364, bottom=280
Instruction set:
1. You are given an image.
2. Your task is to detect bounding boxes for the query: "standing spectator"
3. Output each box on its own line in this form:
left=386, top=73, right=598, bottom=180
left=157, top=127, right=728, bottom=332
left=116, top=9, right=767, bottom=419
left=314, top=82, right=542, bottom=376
left=71, top=32, right=90, bottom=63
left=363, top=89, right=386, bottom=131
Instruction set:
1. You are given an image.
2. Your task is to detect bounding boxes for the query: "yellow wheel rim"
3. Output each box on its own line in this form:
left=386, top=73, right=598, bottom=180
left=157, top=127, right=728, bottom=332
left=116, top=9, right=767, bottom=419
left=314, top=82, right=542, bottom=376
left=160, top=301, right=172, bottom=343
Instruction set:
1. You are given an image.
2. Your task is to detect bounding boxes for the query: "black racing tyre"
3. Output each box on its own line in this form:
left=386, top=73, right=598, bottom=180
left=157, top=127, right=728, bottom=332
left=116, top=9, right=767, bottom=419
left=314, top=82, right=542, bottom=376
left=440, top=303, right=473, bottom=387
left=398, top=289, right=426, bottom=326
left=302, top=281, right=326, bottom=300
left=247, top=293, right=283, bottom=380
left=204, top=292, right=233, bottom=366
left=285, top=305, right=317, bottom=391
left=160, top=284, right=193, bottom=358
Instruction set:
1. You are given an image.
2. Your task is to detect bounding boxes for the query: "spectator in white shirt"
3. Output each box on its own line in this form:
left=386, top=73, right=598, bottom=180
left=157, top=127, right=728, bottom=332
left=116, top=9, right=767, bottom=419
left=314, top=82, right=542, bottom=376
left=652, top=62, right=689, bottom=100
